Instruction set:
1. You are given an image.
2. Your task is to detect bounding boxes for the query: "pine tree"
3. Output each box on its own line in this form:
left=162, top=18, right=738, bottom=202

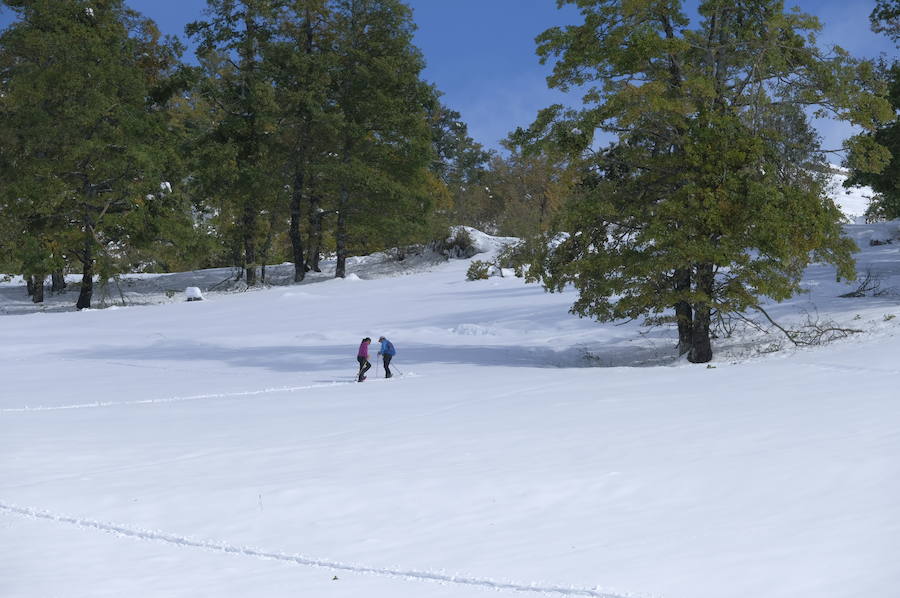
left=871, top=0, right=900, bottom=43
left=329, top=0, right=436, bottom=277
left=0, top=0, right=186, bottom=308
left=845, top=1, right=900, bottom=220
left=524, top=0, right=892, bottom=362
left=187, top=0, right=284, bottom=287
left=269, top=0, right=337, bottom=282
left=426, top=100, right=492, bottom=228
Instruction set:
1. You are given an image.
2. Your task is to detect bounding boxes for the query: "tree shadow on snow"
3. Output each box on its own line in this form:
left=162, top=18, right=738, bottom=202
left=69, top=338, right=679, bottom=374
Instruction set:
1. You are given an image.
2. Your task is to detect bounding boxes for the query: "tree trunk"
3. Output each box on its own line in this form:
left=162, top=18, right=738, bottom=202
left=335, top=147, right=351, bottom=279
left=238, top=8, right=262, bottom=288
left=687, top=263, right=714, bottom=363
left=25, top=276, right=35, bottom=297
left=51, top=271, right=66, bottom=293
left=242, top=201, right=257, bottom=287
left=76, top=267, right=93, bottom=309
left=307, top=195, right=323, bottom=272
left=31, top=276, right=45, bottom=303
left=289, top=10, right=316, bottom=282
left=335, top=183, right=348, bottom=278
left=674, top=267, right=693, bottom=355
left=259, top=209, right=279, bottom=286
left=289, top=170, right=306, bottom=282
left=259, top=244, right=267, bottom=284
left=688, top=306, right=712, bottom=363
left=76, top=244, right=94, bottom=309
left=75, top=210, right=95, bottom=310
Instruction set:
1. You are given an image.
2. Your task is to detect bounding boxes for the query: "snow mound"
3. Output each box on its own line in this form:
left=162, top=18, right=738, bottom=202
left=828, top=166, right=875, bottom=223
left=844, top=221, right=900, bottom=246
left=452, top=225, right=520, bottom=256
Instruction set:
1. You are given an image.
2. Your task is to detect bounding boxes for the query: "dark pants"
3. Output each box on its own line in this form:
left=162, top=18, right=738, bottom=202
left=357, top=356, right=371, bottom=381
left=383, top=354, right=393, bottom=378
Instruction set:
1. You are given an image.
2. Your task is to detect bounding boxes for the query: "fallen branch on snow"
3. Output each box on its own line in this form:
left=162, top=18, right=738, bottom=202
left=750, top=305, right=863, bottom=346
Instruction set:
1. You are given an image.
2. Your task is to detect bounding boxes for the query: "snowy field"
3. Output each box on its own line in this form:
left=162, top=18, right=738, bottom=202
left=2, top=224, right=900, bottom=598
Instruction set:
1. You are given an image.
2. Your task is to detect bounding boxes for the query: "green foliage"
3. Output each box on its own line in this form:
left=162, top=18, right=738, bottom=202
left=485, top=141, right=575, bottom=237
left=426, top=99, right=494, bottom=227
left=846, top=60, right=900, bottom=220
left=845, top=0, right=900, bottom=220
left=496, top=241, right=530, bottom=278
left=0, top=0, right=190, bottom=307
left=186, top=1, right=287, bottom=285
left=0, top=0, right=476, bottom=299
left=327, top=0, right=440, bottom=276
left=180, top=0, right=444, bottom=283
left=466, top=260, right=491, bottom=281
left=527, top=0, right=887, bottom=362
left=444, top=227, right=478, bottom=259
left=464, top=242, right=530, bottom=281
left=871, top=0, right=900, bottom=43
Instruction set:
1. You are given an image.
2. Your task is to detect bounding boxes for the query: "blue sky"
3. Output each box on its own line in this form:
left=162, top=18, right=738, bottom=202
left=2, top=1, right=895, bottom=154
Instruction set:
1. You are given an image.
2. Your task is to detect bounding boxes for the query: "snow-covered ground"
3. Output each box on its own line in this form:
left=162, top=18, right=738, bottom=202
left=2, top=222, right=900, bottom=598
left=829, top=165, right=876, bottom=223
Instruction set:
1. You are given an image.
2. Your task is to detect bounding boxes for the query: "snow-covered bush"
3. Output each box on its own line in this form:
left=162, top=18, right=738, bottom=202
left=466, top=260, right=491, bottom=280
left=444, top=228, right=478, bottom=259
left=496, top=242, right=529, bottom=278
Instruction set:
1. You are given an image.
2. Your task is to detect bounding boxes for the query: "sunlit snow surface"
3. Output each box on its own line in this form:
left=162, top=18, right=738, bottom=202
left=2, top=222, right=899, bottom=598
left=829, top=165, right=876, bottom=223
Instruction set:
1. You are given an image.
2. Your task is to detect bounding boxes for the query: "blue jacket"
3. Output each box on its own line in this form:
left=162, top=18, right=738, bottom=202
left=378, top=339, right=396, bottom=356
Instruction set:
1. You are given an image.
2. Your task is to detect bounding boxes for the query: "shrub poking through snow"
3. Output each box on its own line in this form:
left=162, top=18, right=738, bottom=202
left=444, top=228, right=478, bottom=259
left=464, top=242, right=532, bottom=281
left=466, top=260, right=491, bottom=281
left=496, top=242, right=530, bottom=278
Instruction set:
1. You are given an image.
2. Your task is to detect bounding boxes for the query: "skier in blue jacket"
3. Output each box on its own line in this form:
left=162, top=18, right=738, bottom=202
left=377, top=336, right=396, bottom=378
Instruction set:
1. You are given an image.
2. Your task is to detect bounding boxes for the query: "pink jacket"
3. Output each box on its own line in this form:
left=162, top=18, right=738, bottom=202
left=357, top=341, right=370, bottom=358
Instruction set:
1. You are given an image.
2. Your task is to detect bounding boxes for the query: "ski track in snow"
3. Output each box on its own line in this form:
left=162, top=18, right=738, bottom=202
left=0, top=502, right=636, bottom=598
left=795, top=361, right=900, bottom=376
left=0, top=375, right=418, bottom=414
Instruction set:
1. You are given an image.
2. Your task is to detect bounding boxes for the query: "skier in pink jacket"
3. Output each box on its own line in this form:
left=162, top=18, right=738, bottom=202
left=357, top=337, right=372, bottom=382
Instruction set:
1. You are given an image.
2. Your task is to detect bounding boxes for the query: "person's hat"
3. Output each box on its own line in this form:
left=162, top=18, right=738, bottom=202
left=378, top=336, right=385, bottom=341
